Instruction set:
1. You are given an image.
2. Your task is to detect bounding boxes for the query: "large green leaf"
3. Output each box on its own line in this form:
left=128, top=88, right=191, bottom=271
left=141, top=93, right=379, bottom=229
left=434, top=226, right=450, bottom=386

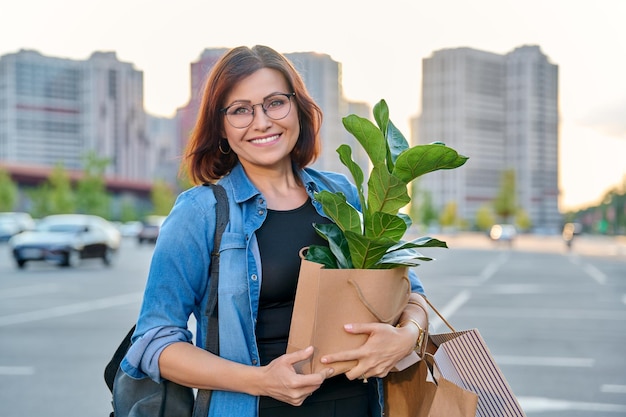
left=342, top=115, right=387, bottom=166
left=387, top=236, right=449, bottom=252
left=312, top=222, right=353, bottom=269
left=377, top=247, right=434, bottom=268
left=344, top=230, right=395, bottom=269
left=315, top=190, right=362, bottom=234
left=367, top=165, right=410, bottom=214
left=373, top=100, right=389, bottom=142
left=392, top=143, right=469, bottom=183
left=365, top=212, right=407, bottom=241
left=304, top=245, right=338, bottom=269
left=336, top=144, right=366, bottom=213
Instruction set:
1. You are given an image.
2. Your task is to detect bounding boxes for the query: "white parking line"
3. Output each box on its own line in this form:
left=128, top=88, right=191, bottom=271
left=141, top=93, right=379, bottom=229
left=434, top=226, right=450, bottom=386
left=0, top=292, right=143, bottom=327
left=601, top=385, right=626, bottom=394
left=584, top=263, right=607, bottom=285
left=0, top=283, right=59, bottom=299
left=0, top=366, right=35, bottom=375
left=478, top=252, right=509, bottom=283
left=519, top=396, right=626, bottom=413
left=494, top=355, right=594, bottom=367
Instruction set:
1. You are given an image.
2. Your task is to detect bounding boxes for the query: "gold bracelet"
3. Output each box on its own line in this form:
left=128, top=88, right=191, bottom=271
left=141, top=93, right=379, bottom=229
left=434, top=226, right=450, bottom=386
left=397, top=319, right=427, bottom=353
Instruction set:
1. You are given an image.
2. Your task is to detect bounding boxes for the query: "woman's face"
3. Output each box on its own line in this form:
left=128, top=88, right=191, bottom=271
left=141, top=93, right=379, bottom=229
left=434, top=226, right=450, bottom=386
left=222, top=68, right=299, bottom=172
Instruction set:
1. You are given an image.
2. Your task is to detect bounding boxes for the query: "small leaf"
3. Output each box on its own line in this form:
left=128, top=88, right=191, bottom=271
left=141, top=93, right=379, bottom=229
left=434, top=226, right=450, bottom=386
left=373, top=100, right=389, bottom=142
left=342, top=115, right=387, bottom=166
left=304, top=245, right=339, bottom=269
left=315, top=191, right=362, bottom=234
left=337, top=144, right=366, bottom=213
left=393, top=144, right=469, bottom=183
left=386, top=120, right=409, bottom=168
left=313, top=223, right=353, bottom=269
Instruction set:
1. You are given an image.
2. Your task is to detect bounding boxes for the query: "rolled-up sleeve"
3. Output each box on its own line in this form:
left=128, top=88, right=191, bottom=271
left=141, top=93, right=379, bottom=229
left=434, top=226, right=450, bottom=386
left=121, top=326, right=194, bottom=381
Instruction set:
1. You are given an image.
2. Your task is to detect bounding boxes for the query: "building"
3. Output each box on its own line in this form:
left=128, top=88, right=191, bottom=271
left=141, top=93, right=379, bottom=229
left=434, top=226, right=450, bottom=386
left=0, top=49, right=149, bottom=180
left=416, top=45, right=560, bottom=232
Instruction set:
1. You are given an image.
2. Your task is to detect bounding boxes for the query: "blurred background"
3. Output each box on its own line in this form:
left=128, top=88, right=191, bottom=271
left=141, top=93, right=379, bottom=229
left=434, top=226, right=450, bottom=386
left=0, top=1, right=625, bottom=416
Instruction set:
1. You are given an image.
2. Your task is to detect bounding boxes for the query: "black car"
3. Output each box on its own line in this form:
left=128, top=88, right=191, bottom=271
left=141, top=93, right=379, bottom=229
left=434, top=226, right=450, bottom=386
left=8, top=214, right=121, bottom=269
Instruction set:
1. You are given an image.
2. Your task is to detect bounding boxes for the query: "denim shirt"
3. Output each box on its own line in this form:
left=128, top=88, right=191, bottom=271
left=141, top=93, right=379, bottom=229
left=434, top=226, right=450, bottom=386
left=121, top=162, right=425, bottom=417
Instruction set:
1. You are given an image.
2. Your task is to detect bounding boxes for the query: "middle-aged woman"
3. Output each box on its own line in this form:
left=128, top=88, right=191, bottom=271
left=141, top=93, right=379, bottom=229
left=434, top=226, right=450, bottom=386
left=121, top=45, right=429, bottom=417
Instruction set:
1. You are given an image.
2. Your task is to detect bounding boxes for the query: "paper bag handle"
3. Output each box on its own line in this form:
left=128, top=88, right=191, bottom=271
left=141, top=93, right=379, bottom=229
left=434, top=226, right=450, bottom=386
left=419, top=294, right=456, bottom=332
left=348, top=275, right=411, bottom=324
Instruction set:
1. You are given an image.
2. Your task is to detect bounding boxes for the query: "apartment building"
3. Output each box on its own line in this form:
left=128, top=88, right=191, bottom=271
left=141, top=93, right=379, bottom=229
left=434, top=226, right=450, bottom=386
left=0, top=49, right=149, bottom=180
left=416, top=45, right=560, bottom=232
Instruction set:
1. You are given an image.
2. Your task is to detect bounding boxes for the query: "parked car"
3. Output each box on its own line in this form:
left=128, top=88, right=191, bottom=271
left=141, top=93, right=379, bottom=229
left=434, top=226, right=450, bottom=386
left=0, top=212, right=36, bottom=241
left=137, top=215, right=166, bottom=244
left=489, top=224, right=517, bottom=244
left=8, top=214, right=121, bottom=269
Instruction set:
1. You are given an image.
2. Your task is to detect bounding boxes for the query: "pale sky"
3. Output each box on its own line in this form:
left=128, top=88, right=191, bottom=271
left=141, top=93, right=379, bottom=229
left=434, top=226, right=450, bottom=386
left=2, top=0, right=625, bottom=211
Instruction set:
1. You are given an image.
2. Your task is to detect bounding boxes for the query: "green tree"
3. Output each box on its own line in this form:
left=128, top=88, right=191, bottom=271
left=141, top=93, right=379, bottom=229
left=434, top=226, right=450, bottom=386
left=151, top=179, right=176, bottom=216
left=493, top=169, right=517, bottom=223
left=47, top=163, right=75, bottom=215
left=475, top=204, right=496, bottom=231
left=515, top=208, right=532, bottom=232
left=0, top=168, right=18, bottom=211
left=439, top=201, right=458, bottom=229
left=76, top=152, right=111, bottom=218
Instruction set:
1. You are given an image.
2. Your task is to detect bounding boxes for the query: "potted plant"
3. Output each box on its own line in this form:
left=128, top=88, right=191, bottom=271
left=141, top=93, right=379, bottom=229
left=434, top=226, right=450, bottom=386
left=287, top=99, right=468, bottom=375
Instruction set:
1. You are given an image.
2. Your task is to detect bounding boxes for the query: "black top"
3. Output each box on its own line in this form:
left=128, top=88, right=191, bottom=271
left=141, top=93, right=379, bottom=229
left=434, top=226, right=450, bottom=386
left=256, top=199, right=369, bottom=413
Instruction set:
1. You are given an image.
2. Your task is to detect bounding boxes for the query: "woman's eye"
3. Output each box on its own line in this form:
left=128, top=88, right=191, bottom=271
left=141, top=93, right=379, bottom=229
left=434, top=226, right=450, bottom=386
left=266, top=98, right=285, bottom=109
left=231, top=105, right=252, bottom=115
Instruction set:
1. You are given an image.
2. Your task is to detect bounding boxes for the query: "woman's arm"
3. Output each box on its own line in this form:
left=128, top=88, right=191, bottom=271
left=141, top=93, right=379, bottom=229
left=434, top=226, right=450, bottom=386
left=159, top=342, right=333, bottom=406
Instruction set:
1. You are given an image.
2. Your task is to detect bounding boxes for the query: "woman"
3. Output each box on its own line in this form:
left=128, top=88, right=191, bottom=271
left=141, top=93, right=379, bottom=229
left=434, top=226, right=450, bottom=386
left=121, top=45, right=429, bottom=417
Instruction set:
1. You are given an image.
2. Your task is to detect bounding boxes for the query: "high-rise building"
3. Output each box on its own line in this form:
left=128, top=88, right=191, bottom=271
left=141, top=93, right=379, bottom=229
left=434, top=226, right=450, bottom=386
left=0, top=49, right=149, bottom=180
left=416, top=45, right=560, bottom=232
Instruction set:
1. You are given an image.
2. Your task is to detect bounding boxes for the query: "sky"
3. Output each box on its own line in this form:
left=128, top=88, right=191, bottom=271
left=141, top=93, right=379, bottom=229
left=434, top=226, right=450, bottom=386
left=2, top=0, right=625, bottom=211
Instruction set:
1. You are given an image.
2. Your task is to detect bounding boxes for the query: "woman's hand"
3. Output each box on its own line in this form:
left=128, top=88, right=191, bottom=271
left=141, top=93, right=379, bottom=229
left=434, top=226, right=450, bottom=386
left=319, top=322, right=417, bottom=382
left=260, top=346, right=334, bottom=406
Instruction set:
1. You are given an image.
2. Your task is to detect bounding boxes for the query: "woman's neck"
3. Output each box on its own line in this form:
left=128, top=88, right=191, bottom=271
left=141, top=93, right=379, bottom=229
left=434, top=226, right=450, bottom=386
left=242, top=163, right=308, bottom=210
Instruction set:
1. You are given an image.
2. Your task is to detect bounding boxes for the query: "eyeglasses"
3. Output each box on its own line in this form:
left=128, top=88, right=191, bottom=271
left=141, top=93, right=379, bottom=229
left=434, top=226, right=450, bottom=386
left=221, top=93, right=296, bottom=128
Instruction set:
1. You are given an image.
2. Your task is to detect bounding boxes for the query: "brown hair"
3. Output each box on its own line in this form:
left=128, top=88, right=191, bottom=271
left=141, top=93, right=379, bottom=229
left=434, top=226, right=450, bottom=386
left=184, top=45, right=323, bottom=184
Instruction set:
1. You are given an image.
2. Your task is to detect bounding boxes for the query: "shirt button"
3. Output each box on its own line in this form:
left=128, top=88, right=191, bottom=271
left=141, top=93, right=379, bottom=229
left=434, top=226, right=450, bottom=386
left=258, top=210, right=264, bottom=215
left=251, top=274, right=258, bottom=281
left=252, top=359, right=258, bottom=365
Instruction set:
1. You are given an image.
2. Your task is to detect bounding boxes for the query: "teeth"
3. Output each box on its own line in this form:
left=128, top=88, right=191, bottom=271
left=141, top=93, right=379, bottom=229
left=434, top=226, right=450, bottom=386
left=250, top=135, right=279, bottom=144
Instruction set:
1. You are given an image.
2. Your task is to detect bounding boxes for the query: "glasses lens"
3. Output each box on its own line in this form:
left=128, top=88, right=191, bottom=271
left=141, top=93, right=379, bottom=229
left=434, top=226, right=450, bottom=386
left=225, top=104, right=254, bottom=128
left=262, top=94, right=292, bottom=121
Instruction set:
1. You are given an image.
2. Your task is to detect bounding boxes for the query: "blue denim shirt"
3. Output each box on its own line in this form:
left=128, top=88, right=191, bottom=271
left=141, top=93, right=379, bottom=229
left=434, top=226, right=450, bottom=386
left=121, top=162, right=425, bottom=417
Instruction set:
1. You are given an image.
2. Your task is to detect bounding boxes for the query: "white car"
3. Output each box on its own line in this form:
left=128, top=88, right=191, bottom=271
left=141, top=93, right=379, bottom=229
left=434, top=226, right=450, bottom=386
left=9, top=214, right=121, bottom=269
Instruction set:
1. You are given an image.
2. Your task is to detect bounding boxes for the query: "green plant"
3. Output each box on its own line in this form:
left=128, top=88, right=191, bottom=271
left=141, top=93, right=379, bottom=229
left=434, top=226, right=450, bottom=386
left=305, top=99, right=468, bottom=269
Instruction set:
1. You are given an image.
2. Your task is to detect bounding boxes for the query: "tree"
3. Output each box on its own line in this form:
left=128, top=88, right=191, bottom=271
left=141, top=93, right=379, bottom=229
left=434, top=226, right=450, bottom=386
left=76, top=152, right=111, bottom=218
left=439, top=201, right=459, bottom=229
left=475, top=204, right=496, bottom=231
left=47, top=163, right=76, bottom=215
left=0, top=168, right=18, bottom=211
left=151, top=179, right=176, bottom=216
left=493, top=169, right=517, bottom=223
left=515, top=208, right=532, bottom=232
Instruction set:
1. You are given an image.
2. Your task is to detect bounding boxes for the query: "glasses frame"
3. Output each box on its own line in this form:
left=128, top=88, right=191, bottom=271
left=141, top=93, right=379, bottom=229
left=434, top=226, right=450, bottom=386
left=220, top=93, right=296, bottom=129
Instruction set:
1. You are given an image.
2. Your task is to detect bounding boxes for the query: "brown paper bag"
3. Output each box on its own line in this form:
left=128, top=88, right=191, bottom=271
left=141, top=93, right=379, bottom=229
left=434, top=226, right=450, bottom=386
left=287, top=258, right=411, bottom=375
left=384, top=354, right=478, bottom=417
left=385, top=297, right=526, bottom=417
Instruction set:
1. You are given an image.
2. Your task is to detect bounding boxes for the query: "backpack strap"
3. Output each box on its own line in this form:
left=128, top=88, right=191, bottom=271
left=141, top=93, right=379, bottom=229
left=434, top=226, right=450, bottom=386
left=193, top=183, right=229, bottom=417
